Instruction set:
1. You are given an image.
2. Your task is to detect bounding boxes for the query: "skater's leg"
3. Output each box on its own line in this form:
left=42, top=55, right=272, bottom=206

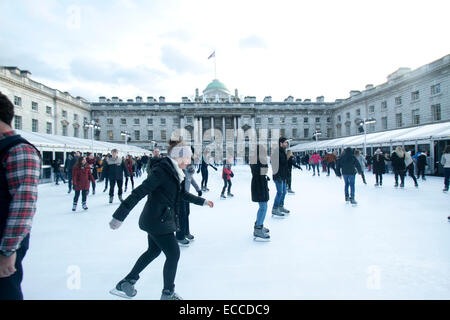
left=73, top=190, right=80, bottom=204
left=150, top=233, right=180, bottom=292
left=185, top=201, right=191, bottom=236
left=221, top=179, right=227, bottom=195
left=256, top=202, right=268, bottom=227
left=444, top=168, right=450, bottom=189
left=91, top=180, right=96, bottom=193
left=125, top=233, right=162, bottom=281
left=109, top=179, right=116, bottom=197
left=343, top=175, right=350, bottom=199
left=176, top=202, right=188, bottom=241
left=272, top=180, right=283, bottom=209
left=125, top=177, right=129, bottom=189
left=82, top=190, right=88, bottom=203
left=227, top=180, right=232, bottom=194
left=204, top=171, right=208, bottom=189
left=349, top=175, right=356, bottom=199
left=280, top=180, right=287, bottom=208
left=117, top=179, right=124, bottom=197
left=131, top=176, right=134, bottom=189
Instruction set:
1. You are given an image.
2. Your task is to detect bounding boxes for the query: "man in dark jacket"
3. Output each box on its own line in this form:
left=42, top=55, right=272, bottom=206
left=416, top=151, right=427, bottom=180
left=64, top=151, right=79, bottom=193
left=52, top=159, right=66, bottom=185
left=271, top=137, right=289, bottom=217
left=146, top=148, right=161, bottom=176
left=336, top=147, right=362, bottom=204
left=105, top=149, right=130, bottom=203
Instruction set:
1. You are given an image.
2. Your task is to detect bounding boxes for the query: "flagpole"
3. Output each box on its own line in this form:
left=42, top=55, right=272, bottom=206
left=214, top=51, right=217, bottom=79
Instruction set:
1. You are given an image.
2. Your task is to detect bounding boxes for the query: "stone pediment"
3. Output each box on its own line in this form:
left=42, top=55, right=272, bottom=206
left=73, top=122, right=80, bottom=129
left=61, top=119, right=69, bottom=126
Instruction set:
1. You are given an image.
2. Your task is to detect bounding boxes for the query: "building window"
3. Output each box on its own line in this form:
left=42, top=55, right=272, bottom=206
left=346, top=112, right=350, bottom=119
left=345, top=124, right=350, bottom=136
left=337, top=126, right=342, bottom=137
left=134, top=118, right=140, bottom=125
left=368, top=123, right=375, bottom=133
left=160, top=118, right=166, bottom=126
left=46, top=122, right=52, bottom=134
left=327, top=117, right=331, bottom=123
left=315, top=117, right=320, bottom=123
left=337, top=115, right=341, bottom=122
left=31, top=101, right=38, bottom=111
left=108, top=130, right=114, bottom=140
left=14, top=116, right=22, bottom=130
left=292, top=117, right=297, bottom=124
left=431, top=83, right=440, bottom=95
left=256, top=117, right=261, bottom=125
left=161, top=130, right=166, bottom=140
left=381, top=101, right=387, bottom=109
left=62, top=125, right=68, bottom=136
left=121, top=118, right=126, bottom=125
left=356, top=109, right=361, bottom=116
left=292, top=128, right=297, bottom=137
left=304, top=117, right=309, bottom=124
left=74, top=127, right=79, bottom=137
left=280, top=117, right=285, bottom=124
left=186, top=117, right=193, bottom=124
left=14, top=96, right=22, bottom=106
left=327, top=128, right=332, bottom=137
left=411, top=91, right=419, bottom=101
left=62, top=110, right=67, bottom=118
left=107, top=118, right=113, bottom=125
left=396, top=113, right=402, bottom=128
left=431, top=104, right=441, bottom=121
left=304, top=128, right=309, bottom=138
left=74, top=114, right=78, bottom=121
left=395, top=96, right=402, bottom=106
left=46, top=106, right=52, bottom=115
left=32, top=119, right=38, bottom=132
left=135, top=130, right=140, bottom=141
left=268, top=118, right=273, bottom=125
left=148, top=130, right=153, bottom=140
left=369, top=105, right=375, bottom=113
left=147, top=118, right=153, bottom=125
left=412, top=109, right=420, bottom=125
left=382, top=117, right=388, bottom=130
left=84, top=128, right=88, bottom=139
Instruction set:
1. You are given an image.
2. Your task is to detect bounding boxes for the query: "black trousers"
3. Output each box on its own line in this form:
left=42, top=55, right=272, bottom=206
left=417, top=166, right=426, bottom=179
left=201, top=170, right=208, bottom=189
left=221, top=179, right=232, bottom=194
left=176, top=200, right=190, bottom=240
left=327, top=162, right=336, bottom=175
left=394, top=170, right=406, bottom=185
left=126, top=233, right=180, bottom=292
left=125, top=176, right=134, bottom=189
left=375, top=173, right=383, bottom=184
left=287, top=170, right=292, bottom=190
left=0, top=234, right=30, bottom=300
left=109, top=179, right=123, bottom=197
left=73, top=190, right=88, bottom=203
left=406, top=164, right=418, bottom=184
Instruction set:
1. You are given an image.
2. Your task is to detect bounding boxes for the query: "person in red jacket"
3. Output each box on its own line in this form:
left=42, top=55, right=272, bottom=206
left=124, top=155, right=135, bottom=192
left=220, top=162, right=234, bottom=199
left=72, top=156, right=95, bottom=211
left=309, top=152, right=322, bottom=176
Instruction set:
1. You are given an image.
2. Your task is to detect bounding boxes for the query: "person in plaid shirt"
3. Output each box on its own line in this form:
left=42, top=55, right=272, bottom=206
left=0, top=93, right=41, bottom=300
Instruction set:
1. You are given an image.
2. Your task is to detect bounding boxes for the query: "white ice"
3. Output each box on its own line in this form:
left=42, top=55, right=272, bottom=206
left=23, top=165, right=450, bottom=299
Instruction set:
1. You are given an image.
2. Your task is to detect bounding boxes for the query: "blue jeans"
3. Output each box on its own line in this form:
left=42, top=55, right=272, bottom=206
left=273, top=179, right=287, bottom=209
left=256, top=202, right=268, bottom=227
left=444, top=168, right=450, bottom=188
left=343, top=174, right=356, bottom=199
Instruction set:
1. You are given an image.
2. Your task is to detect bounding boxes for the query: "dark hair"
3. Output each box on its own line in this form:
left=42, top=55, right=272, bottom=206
left=167, top=137, right=183, bottom=155
left=0, top=92, right=15, bottom=126
left=76, top=156, right=86, bottom=168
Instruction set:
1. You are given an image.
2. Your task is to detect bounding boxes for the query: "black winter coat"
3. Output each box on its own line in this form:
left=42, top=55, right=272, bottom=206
left=336, top=151, right=362, bottom=176
left=250, top=163, right=270, bottom=203
left=371, top=154, right=386, bottom=174
left=417, top=154, right=427, bottom=169
left=105, top=157, right=130, bottom=180
left=113, top=157, right=206, bottom=235
left=390, top=151, right=406, bottom=171
left=272, top=147, right=288, bottom=181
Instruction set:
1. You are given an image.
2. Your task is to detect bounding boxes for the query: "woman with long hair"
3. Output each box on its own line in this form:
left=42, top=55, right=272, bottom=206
left=109, top=138, right=214, bottom=300
left=71, top=156, right=95, bottom=211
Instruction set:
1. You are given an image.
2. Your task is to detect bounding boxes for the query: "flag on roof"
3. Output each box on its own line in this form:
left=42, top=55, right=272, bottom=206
left=208, top=51, right=215, bottom=59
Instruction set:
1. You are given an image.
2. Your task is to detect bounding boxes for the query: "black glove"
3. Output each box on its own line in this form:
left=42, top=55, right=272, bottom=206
left=197, top=190, right=202, bottom=197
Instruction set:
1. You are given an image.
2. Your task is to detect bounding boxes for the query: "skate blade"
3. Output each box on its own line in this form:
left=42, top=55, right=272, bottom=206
left=253, top=237, right=271, bottom=242
left=271, top=214, right=286, bottom=219
left=109, top=288, right=134, bottom=299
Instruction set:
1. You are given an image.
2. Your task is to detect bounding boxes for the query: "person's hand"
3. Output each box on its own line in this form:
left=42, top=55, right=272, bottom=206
left=109, top=218, right=122, bottom=230
left=197, top=190, right=202, bottom=197
left=0, top=253, right=17, bottom=278
left=206, top=201, right=214, bottom=208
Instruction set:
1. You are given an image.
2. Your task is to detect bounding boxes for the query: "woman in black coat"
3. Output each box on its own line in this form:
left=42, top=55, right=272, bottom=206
left=391, top=146, right=406, bottom=187
left=250, top=145, right=271, bottom=240
left=109, top=140, right=214, bottom=300
left=371, top=149, right=386, bottom=186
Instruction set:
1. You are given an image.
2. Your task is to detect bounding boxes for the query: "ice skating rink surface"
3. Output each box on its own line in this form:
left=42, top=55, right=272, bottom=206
left=24, top=165, right=450, bottom=299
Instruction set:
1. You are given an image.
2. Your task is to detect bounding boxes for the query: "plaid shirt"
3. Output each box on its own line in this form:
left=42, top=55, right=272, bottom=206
left=0, top=131, right=41, bottom=252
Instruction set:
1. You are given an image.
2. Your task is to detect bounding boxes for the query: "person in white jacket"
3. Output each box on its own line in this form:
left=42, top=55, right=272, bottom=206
left=441, top=145, right=450, bottom=193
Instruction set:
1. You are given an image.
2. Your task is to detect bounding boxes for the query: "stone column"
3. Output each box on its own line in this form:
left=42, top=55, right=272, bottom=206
left=211, top=116, right=214, bottom=140
left=180, top=116, right=185, bottom=139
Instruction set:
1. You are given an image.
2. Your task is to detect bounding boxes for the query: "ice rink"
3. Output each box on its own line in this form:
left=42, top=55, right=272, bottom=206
left=22, top=165, right=450, bottom=300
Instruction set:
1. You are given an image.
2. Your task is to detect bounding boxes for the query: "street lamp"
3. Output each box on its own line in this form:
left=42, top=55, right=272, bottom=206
left=84, top=120, right=101, bottom=154
left=358, top=118, right=376, bottom=157
left=313, top=129, right=322, bottom=152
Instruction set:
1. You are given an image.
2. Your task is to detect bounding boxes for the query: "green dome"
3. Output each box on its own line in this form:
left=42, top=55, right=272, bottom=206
left=204, top=79, right=229, bottom=92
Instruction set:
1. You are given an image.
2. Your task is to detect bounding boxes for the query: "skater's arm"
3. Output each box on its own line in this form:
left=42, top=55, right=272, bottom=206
left=181, top=189, right=207, bottom=206
left=190, top=176, right=201, bottom=193
left=354, top=157, right=363, bottom=175
left=209, top=163, right=218, bottom=171
left=112, top=169, right=164, bottom=222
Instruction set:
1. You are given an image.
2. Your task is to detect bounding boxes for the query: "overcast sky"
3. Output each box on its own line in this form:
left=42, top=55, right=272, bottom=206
left=1, top=0, right=449, bottom=102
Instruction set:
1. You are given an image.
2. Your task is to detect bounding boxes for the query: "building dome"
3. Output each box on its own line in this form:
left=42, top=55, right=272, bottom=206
left=203, top=79, right=229, bottom=93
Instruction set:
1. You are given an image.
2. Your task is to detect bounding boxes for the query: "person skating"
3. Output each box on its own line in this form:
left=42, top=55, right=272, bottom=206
left=51, top=159, right=66, bottom=185
left=404, top=149, right=418, bottom=188
left=440, top=146, right=450, bottom=192
left=354, top=150, right=367, bottom=184
left=309, top=152, right=322, bottom=176
left=109, top=139, right=214, bottom=300
left=86, top=153, right=97, bottom=195
left=64, top=151, right=79, bottom=193
left=0, top=93, right=41, bottom=300
left=105, top=149, right=130, bottom=203
left=286, top=150, right=302, bottom=194
left=372, top=149, right=386, bottom=186
left=335, top=147, right=363, bottom=205
left=391, top=146, right=406, bottom=188
left=146, top=148, right=161, bottom=176
left=71, top=156, right=95, bottom=211
left=197, top=156, right=217, bottom=192
left=176, top=152, right=202, bottom=246
left=251, top=145, right=270, bottom=241
left=271, top=137, right=290, bottom=217
left=323, top=151, right=337, bottom=176
left=220, top=162, right=234, bottom=199
left=124, top=155, right=135, bottom=193
left=415, top=151, right=428, bottom=181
